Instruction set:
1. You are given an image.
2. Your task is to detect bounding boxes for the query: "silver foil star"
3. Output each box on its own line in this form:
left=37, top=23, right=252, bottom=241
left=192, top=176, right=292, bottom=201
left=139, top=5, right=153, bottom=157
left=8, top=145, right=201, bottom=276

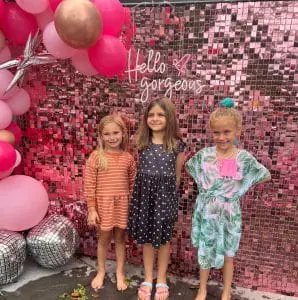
left=0, top=31, right=58, bottom=94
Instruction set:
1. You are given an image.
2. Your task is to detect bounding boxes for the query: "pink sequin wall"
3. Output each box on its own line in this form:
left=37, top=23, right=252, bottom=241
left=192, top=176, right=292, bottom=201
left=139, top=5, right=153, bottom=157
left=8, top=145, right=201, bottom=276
left=18, top=1, right=297, bottom=296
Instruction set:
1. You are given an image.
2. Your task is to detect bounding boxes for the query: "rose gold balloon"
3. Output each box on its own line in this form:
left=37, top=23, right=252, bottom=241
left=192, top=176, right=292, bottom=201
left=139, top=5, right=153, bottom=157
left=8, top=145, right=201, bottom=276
left=54, top=0, right=102, bottom=49
left=0, top=30, right=6, bottom=51
left=0, top=129, right=15, bottom=145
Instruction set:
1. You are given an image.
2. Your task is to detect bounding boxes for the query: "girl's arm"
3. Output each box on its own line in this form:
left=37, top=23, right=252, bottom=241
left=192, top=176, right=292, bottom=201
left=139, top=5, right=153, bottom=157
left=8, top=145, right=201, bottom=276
left=128, top=155, right=137, bottom=195
left=176, top=152, right=185, bottom=186
left=84, top=152, right=98, bottom=211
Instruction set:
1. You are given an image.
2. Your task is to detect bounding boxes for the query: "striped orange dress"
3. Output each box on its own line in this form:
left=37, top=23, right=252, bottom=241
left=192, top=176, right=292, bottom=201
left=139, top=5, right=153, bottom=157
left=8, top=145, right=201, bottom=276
left=84, top=150, right=136, bottom=231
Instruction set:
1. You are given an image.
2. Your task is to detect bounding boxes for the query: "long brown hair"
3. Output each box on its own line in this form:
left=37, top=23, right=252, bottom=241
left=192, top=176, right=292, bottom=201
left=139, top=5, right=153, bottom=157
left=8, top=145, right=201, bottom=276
left=97, top=115, right=128, bottom=169
left=136, top=97, right=181, bottom=151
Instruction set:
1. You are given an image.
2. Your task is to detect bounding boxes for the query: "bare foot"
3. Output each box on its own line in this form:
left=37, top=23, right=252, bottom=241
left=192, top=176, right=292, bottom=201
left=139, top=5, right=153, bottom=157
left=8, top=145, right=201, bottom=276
left=221, top=291, right=231, bottom=300
left=195, top=289, right=207, bottom=300
left=91, top=271, right=105, bottom=290
left=116, top=272, right=128, bottom=291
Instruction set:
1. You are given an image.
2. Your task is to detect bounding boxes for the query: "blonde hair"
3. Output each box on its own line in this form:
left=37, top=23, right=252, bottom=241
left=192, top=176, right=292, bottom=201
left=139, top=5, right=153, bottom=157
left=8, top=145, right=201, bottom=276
left=136, top=97, right=181, bottom=151
left=97, top=115, right=128, bottom=170
left=208, top=107, right=242, bottom=131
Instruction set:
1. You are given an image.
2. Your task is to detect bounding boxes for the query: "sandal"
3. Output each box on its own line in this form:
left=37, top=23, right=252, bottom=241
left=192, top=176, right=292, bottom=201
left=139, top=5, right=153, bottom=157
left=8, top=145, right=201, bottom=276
left=138, top=281, right=152, bottom=300
left=154, top=283, right=169, bottom=300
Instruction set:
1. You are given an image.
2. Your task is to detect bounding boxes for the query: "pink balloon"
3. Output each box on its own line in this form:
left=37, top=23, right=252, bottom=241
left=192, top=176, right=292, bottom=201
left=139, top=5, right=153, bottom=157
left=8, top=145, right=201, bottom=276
left=0, top=3, right=38, bottom=46
left=92, top=0, right=124, bottom=37
left=43, top=21, right=77, bottom=58
left=0, top=0, right=4, bottom=20
left=0, top=175, right=49, bottom=231
left=35, top=6, right=54, bottom=31
left=123, top=7, right=132, bottom=25
left=0, top=141, right=16, bottom=171
left=0, top=70, right=20, bottom=100
left=72, top=50, right=98, bottom=76
left=0, top=101, right=12, bottom=130
left=0, top=167, right=14, bottom=179
left=16, top=0, right=49, bottom=14
left=0, top=45, right=11, bottom=64
left=5, top=122, right=23, bottom=145
left=49, top=0, right=62, bottom=12
left=14, top=150, right=22, bottom=168
left=5, top=88, right=31, bottom=116
left=88, top=35, right=127, bottom=78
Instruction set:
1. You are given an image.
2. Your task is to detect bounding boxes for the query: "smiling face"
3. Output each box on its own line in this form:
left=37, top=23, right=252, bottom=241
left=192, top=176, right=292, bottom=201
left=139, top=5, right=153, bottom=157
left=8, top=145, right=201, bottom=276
left=211, top=116, right=240, bottom=152
left=101, top=122, right=123, bottom=152
left=146, top=104, right=167, bottom=133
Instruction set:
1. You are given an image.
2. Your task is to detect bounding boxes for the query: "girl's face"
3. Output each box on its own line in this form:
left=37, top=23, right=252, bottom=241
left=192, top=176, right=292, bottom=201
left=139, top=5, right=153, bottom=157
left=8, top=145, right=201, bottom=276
left=147, top=104, right=167, bottom=133
left=211, top=116, right=240, bottom=151
left=101, top=122, right=123, bottom=151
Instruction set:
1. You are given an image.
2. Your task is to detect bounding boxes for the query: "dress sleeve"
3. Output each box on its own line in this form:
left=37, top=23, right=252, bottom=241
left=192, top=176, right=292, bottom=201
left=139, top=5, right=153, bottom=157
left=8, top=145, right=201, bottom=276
left=240, top=151, right=271, bottom=188
left=176, top=140, right=185, bottom=153
left=128, top=154, right=137, bottom=195
left=84, top=151, right=98, bottom=209
left=185, top=150, right=202, bottom=186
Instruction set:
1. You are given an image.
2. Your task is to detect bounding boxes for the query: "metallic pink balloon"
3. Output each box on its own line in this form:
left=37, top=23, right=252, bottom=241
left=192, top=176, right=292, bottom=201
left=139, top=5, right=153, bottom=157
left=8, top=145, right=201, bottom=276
left=0, top=141, right=16, bottom=172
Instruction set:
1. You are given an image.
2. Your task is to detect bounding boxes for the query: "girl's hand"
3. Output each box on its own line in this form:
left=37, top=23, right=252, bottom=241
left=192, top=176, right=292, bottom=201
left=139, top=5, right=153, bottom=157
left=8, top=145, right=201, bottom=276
left=87, top=209, right=100, bottom=226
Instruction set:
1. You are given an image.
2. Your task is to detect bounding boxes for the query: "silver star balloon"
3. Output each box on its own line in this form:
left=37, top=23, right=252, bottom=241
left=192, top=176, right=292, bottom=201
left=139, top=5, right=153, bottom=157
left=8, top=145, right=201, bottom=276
left=0, top=31, right=58, bottom=94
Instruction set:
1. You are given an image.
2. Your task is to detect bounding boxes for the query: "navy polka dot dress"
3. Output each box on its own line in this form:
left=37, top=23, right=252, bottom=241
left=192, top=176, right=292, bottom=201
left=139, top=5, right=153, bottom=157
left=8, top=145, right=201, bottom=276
left=128, top=141, right=184, bottom=248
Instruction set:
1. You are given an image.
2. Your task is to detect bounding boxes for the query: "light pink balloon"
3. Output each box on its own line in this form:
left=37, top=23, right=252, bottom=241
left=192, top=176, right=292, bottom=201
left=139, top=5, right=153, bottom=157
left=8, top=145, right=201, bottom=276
left=72, top=50, right=98, bottom=76
left=0, top=45, right=11, bottom=64
left=5, top=122, right=23, bottom=145
left=0, top=175, right=49, bottom=231
left=49, top=0, right=62, bottom=12
left=0, top=70, right=20, bottom=100
left=0, top=140, right=16, bottom=171
left=43, top=21, right=77, bottom=58
left=0, top=3, right=38, bottom=45
left=88, top=35, right=127, bottom=78
left=5, top=88, right=31, bottom=116
left=0, top=167, right=14, bottom=179
left=0, top=101, right=12, bottom=130
left=14, top=150, right=22, bottom=168
left=16, top=0, right=49, bottom=14
left=92, top=0, right=124, bottom=37
left=35, top=6, right=54, bottom=30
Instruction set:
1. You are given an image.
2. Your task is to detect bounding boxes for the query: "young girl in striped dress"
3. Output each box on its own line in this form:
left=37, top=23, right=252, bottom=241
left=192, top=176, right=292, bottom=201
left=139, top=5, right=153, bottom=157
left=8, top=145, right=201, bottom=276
left=84, top=115, right=136, bottom=291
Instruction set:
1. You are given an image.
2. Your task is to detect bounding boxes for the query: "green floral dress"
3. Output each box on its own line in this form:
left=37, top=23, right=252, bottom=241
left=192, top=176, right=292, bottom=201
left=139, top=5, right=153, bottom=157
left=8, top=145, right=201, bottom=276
left=186, top=147, right=270, bottom=269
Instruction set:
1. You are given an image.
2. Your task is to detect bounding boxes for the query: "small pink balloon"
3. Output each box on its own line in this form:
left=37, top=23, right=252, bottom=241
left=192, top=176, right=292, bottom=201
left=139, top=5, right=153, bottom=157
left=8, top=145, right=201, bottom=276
left=49, top=0, right=62, bottom=12
left=0, top=167, right=14, bottom=179
left=0, top=141, right=16, bottom=171
left=14, top=150, right=22, bottom=168
left=72, top=50, right=98, bottom=76
left=0, top=175, right=49, bottom=231
left=16, top=0, right=49, bottom=14
left=92, top=0, right=124, bottom=37
left=43, top=21, right=77, bottom=58
left=5, top=88, right=31, bottom=116
left=123, top=7, right=132, bottom=25
left=5, top=122, right=23, bottom=145
left=0, top=101, right=12, bottom=130
left=88, top=35, right=127, bottom=78
left=0, top=3, right=38, bottom=45
left=35, top=6, right=54, bottom=31
left=0, top=70, right=20, bottom=100
left=0, top=45, right=11, bottom=64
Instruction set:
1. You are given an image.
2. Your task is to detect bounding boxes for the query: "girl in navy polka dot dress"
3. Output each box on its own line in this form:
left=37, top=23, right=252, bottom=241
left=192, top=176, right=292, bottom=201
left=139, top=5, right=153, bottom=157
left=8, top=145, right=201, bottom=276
left=128, top=97, right=185, bottom=300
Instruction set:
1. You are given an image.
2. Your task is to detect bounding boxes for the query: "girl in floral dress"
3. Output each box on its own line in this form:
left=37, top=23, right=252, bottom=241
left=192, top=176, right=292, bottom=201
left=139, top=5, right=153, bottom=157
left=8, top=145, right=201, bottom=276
left=186, top=98, right=271, bottom=300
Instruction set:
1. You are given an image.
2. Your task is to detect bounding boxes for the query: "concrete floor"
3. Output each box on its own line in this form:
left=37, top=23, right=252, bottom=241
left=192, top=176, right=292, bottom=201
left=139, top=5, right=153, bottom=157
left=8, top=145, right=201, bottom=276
left=0, top=256, right=296, bottom=300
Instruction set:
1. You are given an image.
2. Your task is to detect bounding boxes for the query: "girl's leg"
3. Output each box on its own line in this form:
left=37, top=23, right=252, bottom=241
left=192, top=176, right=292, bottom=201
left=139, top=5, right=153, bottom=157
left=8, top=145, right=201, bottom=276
left=138, top=243, right=155, bottom=299
left=155, top=242, right=171, bottom=300
left=114, top=227, right=128, bottom=291
left=195, top=268, right=210, bottom=300
left=92, top=230, right=112, bottom=290
left=222, top=256, right=234, bottom=300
